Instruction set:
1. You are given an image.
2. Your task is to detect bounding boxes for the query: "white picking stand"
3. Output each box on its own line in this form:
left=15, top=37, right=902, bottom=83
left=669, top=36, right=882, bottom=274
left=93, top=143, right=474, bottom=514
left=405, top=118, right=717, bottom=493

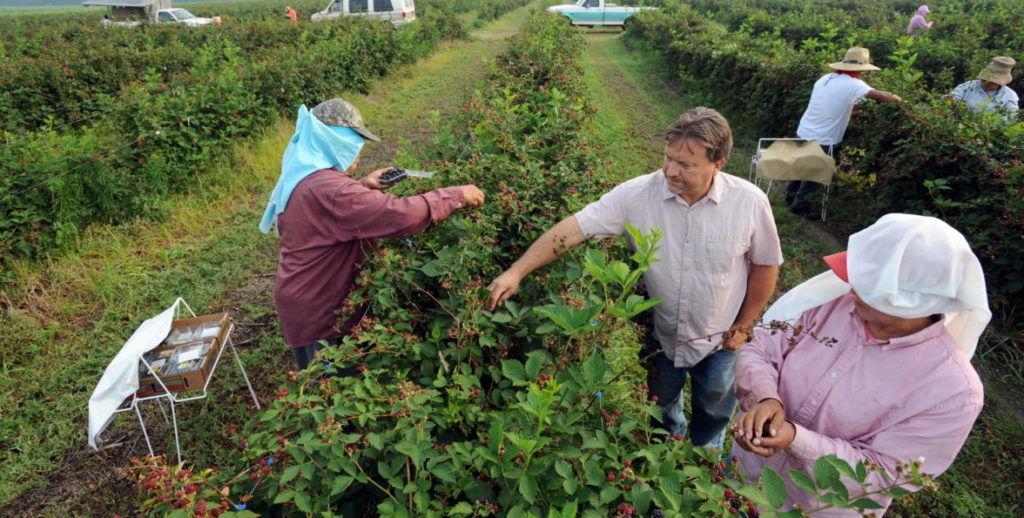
left=88, top=298, right=260, bottom=463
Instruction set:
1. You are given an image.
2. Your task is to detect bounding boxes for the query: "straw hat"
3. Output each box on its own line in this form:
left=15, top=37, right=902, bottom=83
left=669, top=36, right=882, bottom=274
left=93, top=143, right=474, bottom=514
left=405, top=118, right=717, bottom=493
left=977, top=56, right=1015, bottom=86
left=829, top=47, right=881, bottom=72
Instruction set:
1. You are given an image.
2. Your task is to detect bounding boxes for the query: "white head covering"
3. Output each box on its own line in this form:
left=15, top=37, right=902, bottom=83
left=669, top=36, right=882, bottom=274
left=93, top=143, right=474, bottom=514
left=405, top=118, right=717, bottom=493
left=763, top=214, right=991, bottom=359
left=258, top=105, right=365, bottom=234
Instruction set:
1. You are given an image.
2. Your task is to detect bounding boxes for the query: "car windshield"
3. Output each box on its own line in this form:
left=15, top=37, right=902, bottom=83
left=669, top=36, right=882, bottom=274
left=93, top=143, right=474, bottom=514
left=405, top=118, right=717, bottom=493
left=169, top=9, right=195, bottom=20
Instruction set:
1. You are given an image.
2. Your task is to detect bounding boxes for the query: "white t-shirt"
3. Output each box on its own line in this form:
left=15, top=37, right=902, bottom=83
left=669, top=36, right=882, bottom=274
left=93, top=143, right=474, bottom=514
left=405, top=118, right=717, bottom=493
left=796, top=73, right=873, bottom=145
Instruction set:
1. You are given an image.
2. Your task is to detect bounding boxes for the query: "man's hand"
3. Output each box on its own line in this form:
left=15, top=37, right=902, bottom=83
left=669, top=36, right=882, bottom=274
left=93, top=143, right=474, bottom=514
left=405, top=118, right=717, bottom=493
left=360, top=168, right=394, bottom=190
left=485, top=270, right=522, bottom=311
left=458, top=185, right=485, bottom=207
left=720, top=325, right=751, bottom=351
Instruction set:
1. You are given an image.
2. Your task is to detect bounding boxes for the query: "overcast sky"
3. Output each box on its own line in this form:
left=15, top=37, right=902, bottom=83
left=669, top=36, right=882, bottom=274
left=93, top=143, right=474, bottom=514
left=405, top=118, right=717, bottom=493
left=0, top=0, right=239, bottom=6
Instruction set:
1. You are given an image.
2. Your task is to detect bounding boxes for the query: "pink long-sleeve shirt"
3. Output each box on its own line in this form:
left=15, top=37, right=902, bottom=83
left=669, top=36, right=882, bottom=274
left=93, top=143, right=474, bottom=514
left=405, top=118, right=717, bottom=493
left=274, top=168, right=465, bottom=348
left=733, top=293, right=983, bottom=516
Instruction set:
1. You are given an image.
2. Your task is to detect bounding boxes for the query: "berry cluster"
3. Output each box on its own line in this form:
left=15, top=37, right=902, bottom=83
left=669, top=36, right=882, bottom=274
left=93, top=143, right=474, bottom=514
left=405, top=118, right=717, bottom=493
left=118, top=455, right=240, bottom=517
left=722, top=488, right=758, bottom=516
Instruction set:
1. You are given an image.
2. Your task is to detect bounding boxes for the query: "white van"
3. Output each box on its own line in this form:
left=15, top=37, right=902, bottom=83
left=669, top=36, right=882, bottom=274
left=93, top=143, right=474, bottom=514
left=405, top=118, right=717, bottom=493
left=310, top=0, right=416, bottom=26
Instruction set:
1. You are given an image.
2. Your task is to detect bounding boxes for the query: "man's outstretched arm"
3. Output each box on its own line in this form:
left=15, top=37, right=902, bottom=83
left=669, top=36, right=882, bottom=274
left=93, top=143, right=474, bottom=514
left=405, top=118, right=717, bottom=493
left=485, top=216, right=586, bottom=311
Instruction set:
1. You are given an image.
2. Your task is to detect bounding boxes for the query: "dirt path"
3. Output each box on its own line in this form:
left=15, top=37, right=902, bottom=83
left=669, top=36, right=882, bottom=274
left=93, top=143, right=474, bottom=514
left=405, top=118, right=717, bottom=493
left=4, top=9, right=527, bottom=517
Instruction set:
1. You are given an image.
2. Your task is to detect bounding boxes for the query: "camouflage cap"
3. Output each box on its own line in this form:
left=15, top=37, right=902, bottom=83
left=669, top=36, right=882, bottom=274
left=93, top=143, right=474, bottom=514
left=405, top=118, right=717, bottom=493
left=310, top=98, right=380, bottom=142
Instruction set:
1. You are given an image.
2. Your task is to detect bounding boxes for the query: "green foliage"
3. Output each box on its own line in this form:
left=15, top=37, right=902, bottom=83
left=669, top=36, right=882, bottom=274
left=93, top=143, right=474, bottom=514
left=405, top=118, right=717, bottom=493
left=0, top=0, right=469, bottom=271
left=118, top=10, right=936, bottom=517
left=624, top=0, right=1024, bottom=310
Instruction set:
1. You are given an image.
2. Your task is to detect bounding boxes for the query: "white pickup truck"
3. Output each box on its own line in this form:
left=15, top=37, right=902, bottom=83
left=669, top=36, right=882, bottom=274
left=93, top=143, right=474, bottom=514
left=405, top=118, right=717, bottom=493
left=546, top=0, right=655, bottom=28
left=83, top=0, right=220, bottom=27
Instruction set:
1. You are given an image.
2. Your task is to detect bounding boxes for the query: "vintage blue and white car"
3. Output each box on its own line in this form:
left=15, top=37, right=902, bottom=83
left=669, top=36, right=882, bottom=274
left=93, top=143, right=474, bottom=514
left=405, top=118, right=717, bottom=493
left=545, top=0, right=656, bottom=28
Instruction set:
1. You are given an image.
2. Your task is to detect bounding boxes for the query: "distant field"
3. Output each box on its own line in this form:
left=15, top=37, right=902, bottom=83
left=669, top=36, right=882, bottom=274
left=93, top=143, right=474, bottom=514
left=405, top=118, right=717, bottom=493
left=0, top=5, right=79, bottom=15
left=0, top=0, right=263, bottom=16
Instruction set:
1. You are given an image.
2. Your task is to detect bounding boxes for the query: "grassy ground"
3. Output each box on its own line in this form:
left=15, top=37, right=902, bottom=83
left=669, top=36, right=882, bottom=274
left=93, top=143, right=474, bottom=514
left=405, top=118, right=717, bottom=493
left=0, top=6, right=529, bottom=516
left=580, top=30, right=1024, bottom=518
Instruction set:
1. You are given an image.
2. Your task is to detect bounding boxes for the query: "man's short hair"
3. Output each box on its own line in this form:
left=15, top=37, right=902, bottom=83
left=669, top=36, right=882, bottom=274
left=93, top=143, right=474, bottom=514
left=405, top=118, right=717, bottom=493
left=665, top=107, right=733, bottom=163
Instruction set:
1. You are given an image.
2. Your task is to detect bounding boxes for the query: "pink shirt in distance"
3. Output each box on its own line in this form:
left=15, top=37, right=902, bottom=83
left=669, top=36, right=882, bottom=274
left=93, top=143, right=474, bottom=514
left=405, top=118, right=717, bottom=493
left=274, top=168, right=466, bottom=348
left=734, top=293, right=984, bottom=517
left=574, top=171, right=783, bottom=367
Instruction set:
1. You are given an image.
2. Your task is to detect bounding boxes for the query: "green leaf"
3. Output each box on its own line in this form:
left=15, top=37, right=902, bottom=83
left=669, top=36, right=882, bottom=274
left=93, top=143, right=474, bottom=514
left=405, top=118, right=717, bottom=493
left=554, top=459, right=572, bottom=479
left=888, top=486, right=912, bottom=497
left=525, top=353, right=544, bottom=380
left=788, top=470, right=817, bottom=495
left=855, top=461, right=867, bottom=482
left=519, top=474, right=538, bottom=503
left=826, top=456, right=858, bottom=482
left=273, top=489, right=295, bottom=504
left=502, top=360, right=527, bottom=383
left=330, top=474, right=354, bottom=495
left=491, top=311, right=514, bottom=323
left=294, top=491, right=312, bottom=513
left=563, top=476, right=578, bottom=495
left=761, top=466, right=788, bottom=508
left=610, top=261, right=631, bottom=285
left=431, top=462, right=457, bottom=483
left=812, top=457, right=840, bottom=490
left=536, top=322, right=557, bottom=334
left=599, top=485, right=621, bottom=504
left=449, top=502, right=475, bottom=516
left=582, top=352, right=606, bottom=384
left=849, top=497, right=886, bottom=509
left=630, top=482, right=655, bottom=513
left=280, top=465, right=301, bottom=484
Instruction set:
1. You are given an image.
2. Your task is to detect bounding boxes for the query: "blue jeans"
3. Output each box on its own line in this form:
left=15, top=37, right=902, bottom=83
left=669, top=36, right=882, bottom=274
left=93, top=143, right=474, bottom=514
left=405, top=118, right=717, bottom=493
left=650, top=348, right=739, bottom=449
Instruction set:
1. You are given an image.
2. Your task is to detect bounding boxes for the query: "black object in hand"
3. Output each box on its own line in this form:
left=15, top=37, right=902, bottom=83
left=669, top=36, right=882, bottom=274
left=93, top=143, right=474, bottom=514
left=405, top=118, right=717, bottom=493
left=379, top=167, right=407, bottom=185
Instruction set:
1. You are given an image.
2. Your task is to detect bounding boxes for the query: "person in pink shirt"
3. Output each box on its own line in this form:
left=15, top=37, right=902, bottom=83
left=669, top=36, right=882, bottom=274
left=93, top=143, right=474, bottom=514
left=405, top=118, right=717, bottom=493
left=731, top=214, right=989, bottom=516
left=907, top=5, right=934, bottom=36
left=259, top=99, right=485, bottom=370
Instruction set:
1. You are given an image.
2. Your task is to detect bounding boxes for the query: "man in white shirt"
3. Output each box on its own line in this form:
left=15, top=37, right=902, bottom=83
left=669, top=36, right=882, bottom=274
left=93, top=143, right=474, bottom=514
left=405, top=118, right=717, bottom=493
left=485, top=107, right=783, bottom=449
left=951, top=56, right=1019, bottom=120
left=787, top=47, right=901, bottom=219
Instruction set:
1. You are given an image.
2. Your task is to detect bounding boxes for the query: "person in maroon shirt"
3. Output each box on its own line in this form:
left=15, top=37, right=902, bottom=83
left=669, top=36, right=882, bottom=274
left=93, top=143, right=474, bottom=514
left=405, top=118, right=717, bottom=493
left=260, top=98, right=485, bottom=369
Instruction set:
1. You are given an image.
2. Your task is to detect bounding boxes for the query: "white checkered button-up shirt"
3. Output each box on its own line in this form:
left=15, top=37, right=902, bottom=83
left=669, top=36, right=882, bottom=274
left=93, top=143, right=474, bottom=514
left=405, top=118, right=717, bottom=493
left=575, top=171, right=783, bottom=367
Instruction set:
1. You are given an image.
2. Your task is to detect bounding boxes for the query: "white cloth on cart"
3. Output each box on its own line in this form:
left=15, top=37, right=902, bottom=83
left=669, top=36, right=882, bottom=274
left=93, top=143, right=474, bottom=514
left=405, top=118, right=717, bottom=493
left=87, top=300, right=179, bottom=450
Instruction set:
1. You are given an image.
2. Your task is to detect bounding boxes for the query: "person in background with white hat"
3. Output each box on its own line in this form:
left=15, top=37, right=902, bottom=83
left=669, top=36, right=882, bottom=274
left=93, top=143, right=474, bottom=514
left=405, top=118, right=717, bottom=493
left=729, top=214, right=988, bottom=516
left=259, top=98, right=485, bottom=370
left=786, top=47, right=902, bottom=220
left=951, top=56, right=1019, bottom=119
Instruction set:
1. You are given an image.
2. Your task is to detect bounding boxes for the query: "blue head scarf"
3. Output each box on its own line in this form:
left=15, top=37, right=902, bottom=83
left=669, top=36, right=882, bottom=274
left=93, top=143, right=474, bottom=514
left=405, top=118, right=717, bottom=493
left=259, top=105, right=365, bottom=233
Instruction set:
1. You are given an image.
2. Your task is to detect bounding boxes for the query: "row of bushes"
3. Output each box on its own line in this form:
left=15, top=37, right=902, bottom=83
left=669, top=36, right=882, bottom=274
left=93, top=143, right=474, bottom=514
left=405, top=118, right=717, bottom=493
left=623, top=4, right=1024, bottom=308
left=0, top=4, right=468, bottom=272
left=130, top=10, right=920, bottom=518
left=682, top=0, right=1024, bottom=105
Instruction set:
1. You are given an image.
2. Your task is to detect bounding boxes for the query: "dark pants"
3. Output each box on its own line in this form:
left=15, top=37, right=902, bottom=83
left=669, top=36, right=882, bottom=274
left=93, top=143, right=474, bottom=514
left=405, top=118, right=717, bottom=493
left=291, top=337, right=357, bottom=377
left=784, top=142, right=834, bottom=214
left=785, top=180, right=821, bottom=213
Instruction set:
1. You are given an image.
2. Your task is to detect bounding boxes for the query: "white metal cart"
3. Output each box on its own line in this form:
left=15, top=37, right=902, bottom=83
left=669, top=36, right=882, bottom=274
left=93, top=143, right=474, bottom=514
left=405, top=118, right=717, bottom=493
left=749, top=138, right=835, bottom=221
left=88, top=298, right=261, bottom=463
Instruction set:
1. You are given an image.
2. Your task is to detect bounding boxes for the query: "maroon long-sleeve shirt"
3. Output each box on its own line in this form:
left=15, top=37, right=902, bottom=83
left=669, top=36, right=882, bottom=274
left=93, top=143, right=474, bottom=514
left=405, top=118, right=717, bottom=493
left=274, top=168, right=466, bottom=348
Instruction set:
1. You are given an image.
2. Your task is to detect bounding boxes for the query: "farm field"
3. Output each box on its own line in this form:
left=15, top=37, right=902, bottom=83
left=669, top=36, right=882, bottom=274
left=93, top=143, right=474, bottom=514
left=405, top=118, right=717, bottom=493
left=0, top=0, right=1022, bottom=517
